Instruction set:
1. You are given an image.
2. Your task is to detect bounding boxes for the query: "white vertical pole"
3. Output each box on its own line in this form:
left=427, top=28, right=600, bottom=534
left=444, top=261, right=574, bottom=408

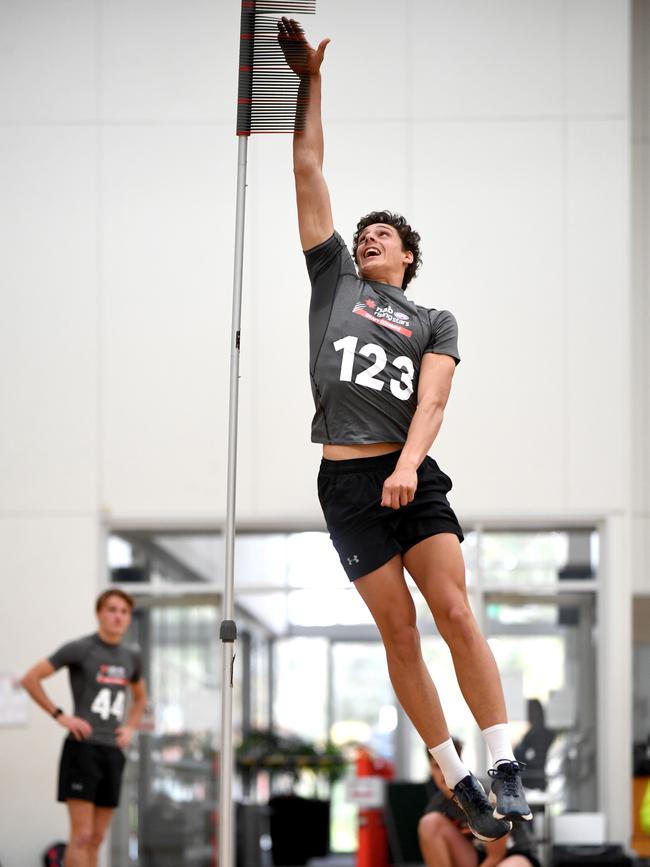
left=597, top=515, right=632, bottom=845
left=219, top=133, right=249, bottom=867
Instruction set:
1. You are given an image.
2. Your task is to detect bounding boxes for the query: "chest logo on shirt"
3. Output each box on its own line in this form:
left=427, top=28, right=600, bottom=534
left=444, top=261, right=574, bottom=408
left=97, top=664, right=128, bottom=686
left=353, top=299, right=413, bottom=337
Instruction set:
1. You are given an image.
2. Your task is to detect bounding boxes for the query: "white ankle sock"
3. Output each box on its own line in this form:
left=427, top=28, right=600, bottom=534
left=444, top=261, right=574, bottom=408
left=428, top=738, right=470, bottom=789
left=482, top=722, right=516, bottom=767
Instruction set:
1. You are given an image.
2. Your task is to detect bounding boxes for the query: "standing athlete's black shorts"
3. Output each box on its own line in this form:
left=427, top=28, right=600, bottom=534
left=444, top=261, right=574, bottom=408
left=58, top=739, right=126, bottom=807
left=317, top=449, right=464, bottom=581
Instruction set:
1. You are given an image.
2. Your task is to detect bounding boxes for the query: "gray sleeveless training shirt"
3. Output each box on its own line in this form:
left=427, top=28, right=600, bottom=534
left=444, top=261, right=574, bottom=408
left=305, top=232, right=460, bottom=444
left=48, top=632, right=142, bottom=747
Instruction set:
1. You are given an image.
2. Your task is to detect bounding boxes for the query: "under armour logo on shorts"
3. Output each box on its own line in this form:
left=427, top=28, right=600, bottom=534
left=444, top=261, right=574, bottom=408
left=347, top=554, right=359, bottom=565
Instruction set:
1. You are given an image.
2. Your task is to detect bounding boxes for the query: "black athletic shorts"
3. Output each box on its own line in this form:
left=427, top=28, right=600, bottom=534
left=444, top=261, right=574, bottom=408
left=317, top=449, right=464, bottom=581
left=58, top=739, right=126, bottom=807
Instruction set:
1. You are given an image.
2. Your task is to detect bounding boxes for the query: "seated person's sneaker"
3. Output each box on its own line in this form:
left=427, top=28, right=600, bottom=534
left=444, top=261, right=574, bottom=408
left=452, top=773, right=512, bottom=842
left=488, top=760, right=533, bottom=821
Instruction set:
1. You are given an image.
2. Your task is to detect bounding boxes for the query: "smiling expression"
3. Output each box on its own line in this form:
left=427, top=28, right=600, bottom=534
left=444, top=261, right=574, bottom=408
left=355, top=223, right=414, bottom=286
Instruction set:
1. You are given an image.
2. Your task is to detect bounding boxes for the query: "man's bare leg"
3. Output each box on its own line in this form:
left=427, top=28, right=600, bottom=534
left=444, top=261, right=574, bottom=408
left=418, top=813, right=479, bottom=867
left=65, top=800, right=94, bottom=867
left=354, top=555, right=450, bottom=746
left=354, top=552, right=513, bottom=840
left=403, top=533, right=507, bottom=728
left=501, top=857, right=536, bottom=867
left=405, top=533, right=532, bottom=822
left=89, top=807, right=113, bottom=867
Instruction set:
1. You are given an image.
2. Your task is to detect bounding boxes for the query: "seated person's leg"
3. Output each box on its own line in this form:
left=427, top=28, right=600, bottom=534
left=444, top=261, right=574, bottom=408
left=500, top=855, right=538, bottom=867
left=418, top=812, right=479, bottom=867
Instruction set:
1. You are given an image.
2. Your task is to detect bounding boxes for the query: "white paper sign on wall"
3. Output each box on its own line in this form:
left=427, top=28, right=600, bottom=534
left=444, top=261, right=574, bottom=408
left=0, top=673, right=28, bottom=727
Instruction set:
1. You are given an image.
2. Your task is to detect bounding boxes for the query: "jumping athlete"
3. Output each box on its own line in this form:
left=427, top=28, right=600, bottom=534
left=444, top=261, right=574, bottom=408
left=420, top=744, right=541, bottom=867
left=278, top=18, right=531, bottom=842
left=21, top=589, right=146, bottom=867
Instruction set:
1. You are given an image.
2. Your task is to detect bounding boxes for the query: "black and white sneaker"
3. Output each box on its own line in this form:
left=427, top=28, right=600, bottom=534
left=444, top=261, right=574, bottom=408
left=452, top=773, right=512, bottom=842
left=488, top=761, right=533, bottom=821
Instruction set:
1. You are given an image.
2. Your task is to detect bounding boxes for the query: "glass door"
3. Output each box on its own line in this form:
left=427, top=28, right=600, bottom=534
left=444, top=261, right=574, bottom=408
left=111, top=600, right=225, bottom=867
left=485, top=591, right=598, bottom=812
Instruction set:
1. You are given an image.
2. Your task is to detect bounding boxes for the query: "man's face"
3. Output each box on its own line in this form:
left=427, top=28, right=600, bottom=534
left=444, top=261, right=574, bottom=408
left=97, top=595, right=132, bottom=639
left=356, top=223, right=413, bottom=282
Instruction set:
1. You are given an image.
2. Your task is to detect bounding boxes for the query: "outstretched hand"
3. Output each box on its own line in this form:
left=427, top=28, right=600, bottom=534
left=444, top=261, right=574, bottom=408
left=277, top=17, right=330, bottom=76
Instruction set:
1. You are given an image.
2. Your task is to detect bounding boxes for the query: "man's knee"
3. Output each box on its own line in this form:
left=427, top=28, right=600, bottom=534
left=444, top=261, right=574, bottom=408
left=435, top=598, right=478, bottom=647
left=90, top=828, right=107, bottom=849
left=70, top=827, right=94, bottom=850
left=383, top=620, right=421, bottom=664
left=501, top=856, right=534, bottom=867
left=418, top=810, right=451, bottom=842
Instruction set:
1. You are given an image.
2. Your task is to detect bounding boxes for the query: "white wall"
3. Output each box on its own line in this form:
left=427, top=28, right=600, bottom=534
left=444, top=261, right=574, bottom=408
left=0, top=0, right=633, bottom=862
left=94, top=0, right=632, bottom=524
left=0, top=520, right=98, bottom=864
left=0, top=4, right=104, bottom=860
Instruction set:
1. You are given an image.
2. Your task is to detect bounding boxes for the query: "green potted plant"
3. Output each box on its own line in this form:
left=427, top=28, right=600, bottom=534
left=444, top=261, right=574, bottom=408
left=236, top=730, right=346, bottom=865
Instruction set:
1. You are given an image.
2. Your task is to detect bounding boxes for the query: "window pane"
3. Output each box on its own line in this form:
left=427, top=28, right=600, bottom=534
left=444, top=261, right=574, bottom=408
left=481, top=531, right=569, bottom=588
left=288, top=588, right=376, bottom=627
left=488, top=635, right=566, bottom=714
left=487, top=597, right=597, bottom=812
left=331, top=642, right=394, bottom=754
left=251, top=637, right=270, bottom=730
left=330, top=642, right=395, bottom=853
left=112, top=603, right=222, bottom=867
left=274, top=637, right=328, bottom=742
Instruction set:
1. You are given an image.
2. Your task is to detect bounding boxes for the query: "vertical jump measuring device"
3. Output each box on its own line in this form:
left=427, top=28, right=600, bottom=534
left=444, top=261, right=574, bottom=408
left=219, top=3, right=316, bottom=865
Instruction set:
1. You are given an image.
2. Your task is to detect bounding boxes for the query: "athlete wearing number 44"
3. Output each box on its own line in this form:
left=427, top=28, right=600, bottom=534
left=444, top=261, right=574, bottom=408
left=278, top=18, right=531, bottom=842
left=21, top=590, right=146, bottom=867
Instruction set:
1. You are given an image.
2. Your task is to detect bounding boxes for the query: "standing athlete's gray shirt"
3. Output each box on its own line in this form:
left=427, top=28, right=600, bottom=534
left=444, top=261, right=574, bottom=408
left=49, top=633, right=142, bottom=747
left=306, top=232, right=460, bottom=444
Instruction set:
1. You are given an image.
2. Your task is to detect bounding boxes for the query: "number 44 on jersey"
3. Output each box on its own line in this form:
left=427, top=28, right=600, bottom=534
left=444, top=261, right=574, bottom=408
left=91, top=688, right=125, bottom=722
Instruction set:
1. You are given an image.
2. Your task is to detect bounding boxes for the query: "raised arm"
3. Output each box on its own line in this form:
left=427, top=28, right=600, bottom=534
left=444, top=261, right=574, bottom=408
left=277, top=17, right=333, bottom=251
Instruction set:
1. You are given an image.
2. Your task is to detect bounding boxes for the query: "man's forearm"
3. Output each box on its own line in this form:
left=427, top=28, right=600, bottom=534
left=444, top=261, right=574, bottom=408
left=124, top=697, right=147, bottom=730
left=20, top=675, right=59, bottom=717
left=294, top=73, right=324, bottom=171
left=397, top=402, right=445, bottom=471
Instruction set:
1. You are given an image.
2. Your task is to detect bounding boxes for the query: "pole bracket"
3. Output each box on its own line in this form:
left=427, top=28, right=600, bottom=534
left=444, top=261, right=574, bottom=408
left=220, top=619, right=238, bottom=642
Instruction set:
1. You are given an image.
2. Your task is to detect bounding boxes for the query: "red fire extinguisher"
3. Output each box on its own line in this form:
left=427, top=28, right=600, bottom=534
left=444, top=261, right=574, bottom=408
left=356, top=748, right=395, bottom=867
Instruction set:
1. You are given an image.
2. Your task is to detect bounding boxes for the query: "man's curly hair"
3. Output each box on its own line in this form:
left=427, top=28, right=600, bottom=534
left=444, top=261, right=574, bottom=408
left=352, top=210, right=422, bottom=290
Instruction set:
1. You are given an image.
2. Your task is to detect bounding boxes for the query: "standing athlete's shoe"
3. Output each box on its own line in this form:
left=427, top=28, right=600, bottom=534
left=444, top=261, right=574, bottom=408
left=488, top=760, right=533, bottom=821
left=452, top=774, right=512, bottom=842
